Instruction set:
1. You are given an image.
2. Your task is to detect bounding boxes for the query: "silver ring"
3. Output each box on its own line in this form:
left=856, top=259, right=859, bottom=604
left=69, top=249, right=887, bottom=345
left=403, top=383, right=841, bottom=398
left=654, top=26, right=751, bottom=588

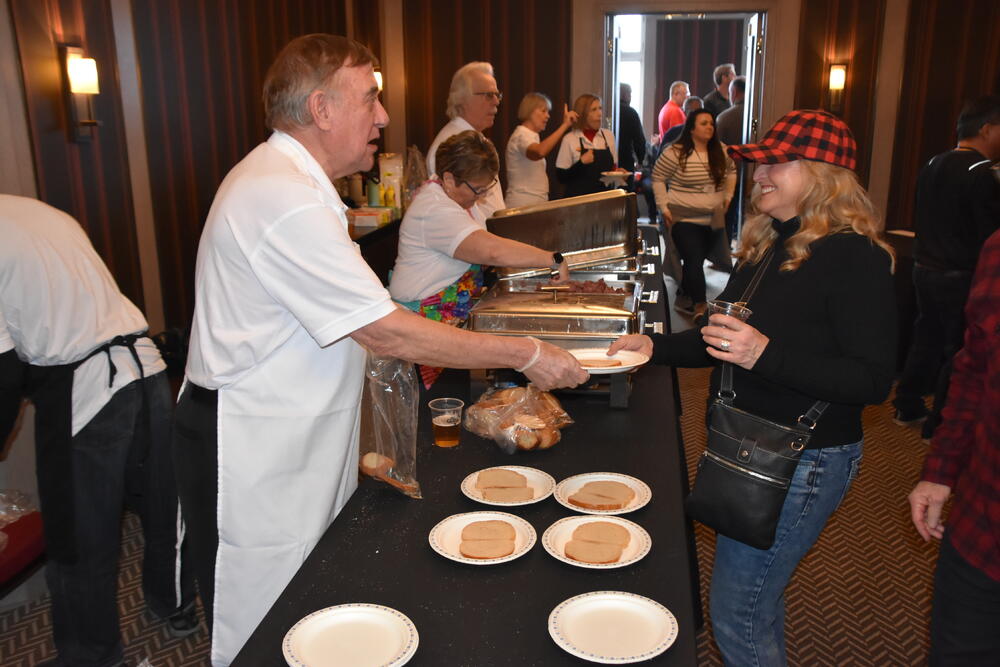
left=720, top=339, right=731, bottom=351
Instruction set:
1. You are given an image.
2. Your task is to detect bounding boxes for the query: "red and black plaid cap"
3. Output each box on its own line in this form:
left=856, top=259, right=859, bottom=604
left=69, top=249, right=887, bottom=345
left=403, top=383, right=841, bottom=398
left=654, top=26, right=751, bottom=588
left=726, top=109, right=857, bottom=170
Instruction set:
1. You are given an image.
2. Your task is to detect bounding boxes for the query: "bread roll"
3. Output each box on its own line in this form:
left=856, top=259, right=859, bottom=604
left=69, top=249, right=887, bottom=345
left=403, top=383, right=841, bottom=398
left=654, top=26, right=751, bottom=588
left=360, top=452, right=393, bottom=477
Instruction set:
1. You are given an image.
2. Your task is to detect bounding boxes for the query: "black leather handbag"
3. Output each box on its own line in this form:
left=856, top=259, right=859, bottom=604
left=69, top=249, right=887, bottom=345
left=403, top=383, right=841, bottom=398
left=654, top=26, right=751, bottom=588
left=683, top=250, right=829, bottom=550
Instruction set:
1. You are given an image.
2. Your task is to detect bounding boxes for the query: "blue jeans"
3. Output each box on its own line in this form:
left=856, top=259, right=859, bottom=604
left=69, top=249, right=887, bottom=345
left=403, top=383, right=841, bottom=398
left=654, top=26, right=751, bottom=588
left=709, top=441, right=863, bottom=666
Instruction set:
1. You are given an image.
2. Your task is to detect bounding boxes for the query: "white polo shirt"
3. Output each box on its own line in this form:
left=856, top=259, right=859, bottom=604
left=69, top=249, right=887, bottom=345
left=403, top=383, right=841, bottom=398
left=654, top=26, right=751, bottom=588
left=185, top=130, right=395, bottom=389
left=426, top=117, right=506, bottom=217
left=505, top=124, right=548, bottom=207
left=388, top=181, right=486, bottom=303
left=0, top=195, right=164, bottom=434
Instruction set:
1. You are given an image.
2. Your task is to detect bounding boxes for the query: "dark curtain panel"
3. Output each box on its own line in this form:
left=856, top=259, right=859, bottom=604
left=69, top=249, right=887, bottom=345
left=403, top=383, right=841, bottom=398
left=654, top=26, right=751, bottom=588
left=653, top=19, right=743, bottom=119
left=793, top=0, right=886, bottom=187
left=402, top=0, right=573, bottom=194
left=10, top=0, right=144, bottom=309
left=885, top=0, right=1000, bottom=230
left=131, top=0, right=348, bottom=329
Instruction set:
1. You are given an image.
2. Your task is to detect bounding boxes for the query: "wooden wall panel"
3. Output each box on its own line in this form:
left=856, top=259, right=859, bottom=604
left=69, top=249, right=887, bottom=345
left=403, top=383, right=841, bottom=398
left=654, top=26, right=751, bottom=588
left=793, top=0, right=885, bottom=187
left=885, top=0, right=1000, bottom=231
left=130, top=0, right=348, bottom=328
left=653, top=18, right=743, bottom=119
left=402, top=0, right=573, bottom=194
left=9, top=0, right=144, bottom=309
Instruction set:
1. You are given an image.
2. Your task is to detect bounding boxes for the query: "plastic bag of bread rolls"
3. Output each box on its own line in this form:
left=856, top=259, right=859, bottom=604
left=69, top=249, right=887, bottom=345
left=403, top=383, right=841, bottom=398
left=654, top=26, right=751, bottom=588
left=463, top=384, right=573, bottom=454
left=358, top=355, right=422, bottom=498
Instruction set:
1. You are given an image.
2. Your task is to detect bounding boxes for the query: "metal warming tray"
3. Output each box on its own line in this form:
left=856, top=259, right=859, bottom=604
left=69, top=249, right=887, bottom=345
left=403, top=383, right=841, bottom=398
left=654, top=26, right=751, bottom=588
left=488, top=190, right=642, bottom=278
left=467, top=277, right=659, bottom=341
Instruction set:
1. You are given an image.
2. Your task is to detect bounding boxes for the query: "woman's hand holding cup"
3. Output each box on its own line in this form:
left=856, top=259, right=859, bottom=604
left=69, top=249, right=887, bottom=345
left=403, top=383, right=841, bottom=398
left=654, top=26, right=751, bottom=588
left=701, top=300, right=769, bottom=370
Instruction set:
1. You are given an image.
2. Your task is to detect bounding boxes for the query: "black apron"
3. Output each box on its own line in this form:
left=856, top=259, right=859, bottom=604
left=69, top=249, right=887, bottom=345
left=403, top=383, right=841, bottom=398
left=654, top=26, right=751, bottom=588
left=23, top=333, right=149, bottom=562
left=565, top=130, right=616, bottom=198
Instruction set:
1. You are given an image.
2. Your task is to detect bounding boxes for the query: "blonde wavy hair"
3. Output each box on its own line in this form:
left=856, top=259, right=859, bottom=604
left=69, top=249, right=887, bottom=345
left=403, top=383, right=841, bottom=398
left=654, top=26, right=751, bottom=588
left=734, top=160, right=895, bottom=273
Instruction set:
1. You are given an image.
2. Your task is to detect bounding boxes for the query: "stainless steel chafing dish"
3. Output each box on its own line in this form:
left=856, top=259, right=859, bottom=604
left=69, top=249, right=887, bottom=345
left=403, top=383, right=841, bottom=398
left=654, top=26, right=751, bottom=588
left=467, top=277, right=659, bottom=343
left=487, top=190, right=656, bottom=279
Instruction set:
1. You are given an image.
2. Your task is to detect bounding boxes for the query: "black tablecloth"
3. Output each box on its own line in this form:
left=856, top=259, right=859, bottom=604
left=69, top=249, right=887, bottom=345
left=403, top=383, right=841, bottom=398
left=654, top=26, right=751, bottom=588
left=233, top=224, right=700, bottom=666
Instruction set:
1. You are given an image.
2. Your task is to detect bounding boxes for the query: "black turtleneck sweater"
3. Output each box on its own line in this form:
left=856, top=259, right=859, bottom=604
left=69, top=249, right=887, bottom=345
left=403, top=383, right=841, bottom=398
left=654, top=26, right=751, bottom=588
left=650, top=218, right=897, bottom=448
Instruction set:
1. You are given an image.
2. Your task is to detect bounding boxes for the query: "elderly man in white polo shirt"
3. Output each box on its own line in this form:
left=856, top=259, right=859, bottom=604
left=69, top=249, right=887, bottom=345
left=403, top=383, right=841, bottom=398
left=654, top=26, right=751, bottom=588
left=174, top=34, right=587, bottom=666
left=426, top=61, right=507, bottom=216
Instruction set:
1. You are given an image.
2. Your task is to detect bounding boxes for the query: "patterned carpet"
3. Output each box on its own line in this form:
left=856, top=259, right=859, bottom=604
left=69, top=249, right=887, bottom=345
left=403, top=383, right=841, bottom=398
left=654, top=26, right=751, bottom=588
left=0, top=368, right=937, bottom=666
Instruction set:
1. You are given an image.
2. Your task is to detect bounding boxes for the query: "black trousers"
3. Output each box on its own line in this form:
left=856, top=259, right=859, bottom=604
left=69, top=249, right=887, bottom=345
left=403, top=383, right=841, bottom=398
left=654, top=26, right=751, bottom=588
left=893, top=265, right=973, bottom=438
left=45, top=373, right=194, bottom=667
left=930, top=536, right=1000, bottom=666
left=671, top=221, right=715, bottom=304
left=171, top=383, right=220, bottom=635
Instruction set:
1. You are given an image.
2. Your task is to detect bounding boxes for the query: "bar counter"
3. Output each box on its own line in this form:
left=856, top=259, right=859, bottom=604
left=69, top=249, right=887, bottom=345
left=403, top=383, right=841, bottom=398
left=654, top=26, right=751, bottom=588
left=234, top=224, right=699, bottom=666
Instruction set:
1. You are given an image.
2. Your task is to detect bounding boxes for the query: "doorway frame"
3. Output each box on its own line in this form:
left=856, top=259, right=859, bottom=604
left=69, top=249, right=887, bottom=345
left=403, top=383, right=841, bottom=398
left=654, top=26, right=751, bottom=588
left=572, top=0, right=801, bottom=141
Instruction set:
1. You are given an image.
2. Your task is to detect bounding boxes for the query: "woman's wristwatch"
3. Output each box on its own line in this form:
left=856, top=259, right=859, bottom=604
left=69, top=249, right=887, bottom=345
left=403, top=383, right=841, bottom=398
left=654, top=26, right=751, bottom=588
left=551, top=252, right=565, bottom=269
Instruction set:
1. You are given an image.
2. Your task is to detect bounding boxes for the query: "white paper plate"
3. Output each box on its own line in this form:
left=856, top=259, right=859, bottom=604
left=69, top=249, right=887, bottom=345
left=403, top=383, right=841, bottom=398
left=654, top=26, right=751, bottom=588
left=600, top=170, right=629, bottom=180
left=282, top=603, right=418, bottom=667
left=542, top=516, right=651, bottom=569
left=554, top=472, right=652, bottom=515
left=569, top=348, right=650, bottom=374
left=548, top=591, right=678, bottom=663
left=461, top=466, right=556, bottom=506
left=428, top=511, right=536, bottom=565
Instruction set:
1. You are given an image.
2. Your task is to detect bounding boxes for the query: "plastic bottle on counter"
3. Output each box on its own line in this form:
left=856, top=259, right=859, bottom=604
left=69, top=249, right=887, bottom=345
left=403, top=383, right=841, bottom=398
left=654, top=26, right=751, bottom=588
left=367, top=179, right=381, bottom=207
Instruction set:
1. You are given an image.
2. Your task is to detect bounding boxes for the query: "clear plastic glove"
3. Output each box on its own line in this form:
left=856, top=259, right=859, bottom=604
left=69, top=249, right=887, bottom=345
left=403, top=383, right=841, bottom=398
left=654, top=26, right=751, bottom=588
left=608, top=334, right=654, bottom=360
left=701, top=314, right=769, bottom=369
left=549, top=261, right=571, bottom=284
left=521, top=339, right=589, bottom=390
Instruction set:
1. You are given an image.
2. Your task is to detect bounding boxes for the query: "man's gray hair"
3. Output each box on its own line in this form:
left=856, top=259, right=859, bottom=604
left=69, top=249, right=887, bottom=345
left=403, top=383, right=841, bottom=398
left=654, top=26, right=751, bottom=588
left=263, top=34, right=376, bottom=131
left=446, top=62, right=495, bottom=120
left=669, top=80, right=689, bottom=96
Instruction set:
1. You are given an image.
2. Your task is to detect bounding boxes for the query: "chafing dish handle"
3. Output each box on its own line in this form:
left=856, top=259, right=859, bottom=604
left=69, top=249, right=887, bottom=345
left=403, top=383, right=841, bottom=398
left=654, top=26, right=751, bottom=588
left=643, top=322, right=665, bottom=334
left=539, top=284, right=570, bottom=303
left=641, top=290, right=660, bottom=304
left=639, top=237, right=661, bottom=257
left=641, top=263, right=657, bottom=275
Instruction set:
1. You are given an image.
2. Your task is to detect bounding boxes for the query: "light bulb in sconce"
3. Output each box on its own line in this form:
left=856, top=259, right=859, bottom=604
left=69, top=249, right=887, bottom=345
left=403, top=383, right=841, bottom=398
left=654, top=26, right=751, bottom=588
left=373, top=70, right=383, bottom=92
left=67, top=54, right=100, bottom=94
left=828, top=64, right=847, bottom=114
left=829, top=65, right=847, bottom=92
left=60, top=44, right=101, bottom=141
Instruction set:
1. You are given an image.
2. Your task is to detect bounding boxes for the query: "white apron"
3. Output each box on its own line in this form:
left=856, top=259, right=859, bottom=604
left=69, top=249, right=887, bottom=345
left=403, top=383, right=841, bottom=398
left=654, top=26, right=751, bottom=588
left=210, top=326, right=367, bottom=665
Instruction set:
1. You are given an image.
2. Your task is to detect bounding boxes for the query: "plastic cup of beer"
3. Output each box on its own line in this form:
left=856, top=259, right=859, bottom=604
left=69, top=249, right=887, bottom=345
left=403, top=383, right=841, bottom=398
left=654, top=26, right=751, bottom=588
left=428, top=398, right=464, bottom=448
left=706, top=300, right=753, bottom=325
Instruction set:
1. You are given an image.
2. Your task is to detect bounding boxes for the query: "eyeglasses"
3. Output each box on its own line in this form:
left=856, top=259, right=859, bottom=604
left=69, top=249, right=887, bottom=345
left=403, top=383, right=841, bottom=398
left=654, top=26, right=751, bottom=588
left=462, top=178, right=499, bottom=197
left=472, top=91, right=503, bottom=102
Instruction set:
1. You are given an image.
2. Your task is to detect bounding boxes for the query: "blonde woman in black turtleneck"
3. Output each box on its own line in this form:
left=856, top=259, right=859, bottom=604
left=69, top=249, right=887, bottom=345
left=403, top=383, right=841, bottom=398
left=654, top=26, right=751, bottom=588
left=611, top=110, right=896, bottom=666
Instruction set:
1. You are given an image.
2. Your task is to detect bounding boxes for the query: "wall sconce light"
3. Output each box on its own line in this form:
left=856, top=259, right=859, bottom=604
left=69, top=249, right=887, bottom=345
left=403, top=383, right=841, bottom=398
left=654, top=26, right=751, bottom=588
left=373, top=70, right=383, bottom=92
left=828, top=64, right=847, bottom=115
left=59, top=44, right=100, bottom=142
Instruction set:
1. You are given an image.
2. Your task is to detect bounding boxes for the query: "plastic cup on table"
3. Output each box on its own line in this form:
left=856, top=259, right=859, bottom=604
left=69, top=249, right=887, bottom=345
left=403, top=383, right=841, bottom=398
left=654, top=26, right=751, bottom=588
left=428, top=398, right=464, bottom=448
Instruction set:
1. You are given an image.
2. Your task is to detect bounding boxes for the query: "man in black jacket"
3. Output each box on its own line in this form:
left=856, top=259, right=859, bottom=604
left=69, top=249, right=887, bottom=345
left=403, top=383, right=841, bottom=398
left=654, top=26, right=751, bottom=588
left=893, top=95, right=1000, bottom=439
left=617, top=83, right=648, bottom=183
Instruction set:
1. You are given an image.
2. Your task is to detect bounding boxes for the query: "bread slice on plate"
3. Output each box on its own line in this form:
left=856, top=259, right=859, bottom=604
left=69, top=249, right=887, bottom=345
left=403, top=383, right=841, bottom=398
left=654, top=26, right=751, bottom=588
left=564, top=539, right=624, bottom=564
left=475, top=468, right=528, bottom=489
left=573, top=521, right=631, bottom=548
left=460, top=539, right=516, bottom=559
left=482, top=487, right=534, bottom=502
left=568, top=480, right=636, bottom=510
left=461, top=519, right=516, bottom=542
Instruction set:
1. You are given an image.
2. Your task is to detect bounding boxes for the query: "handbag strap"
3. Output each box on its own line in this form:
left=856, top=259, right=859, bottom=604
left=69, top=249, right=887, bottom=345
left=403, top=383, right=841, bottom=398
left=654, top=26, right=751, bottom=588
left=717, top=246, right=829, bottom=428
